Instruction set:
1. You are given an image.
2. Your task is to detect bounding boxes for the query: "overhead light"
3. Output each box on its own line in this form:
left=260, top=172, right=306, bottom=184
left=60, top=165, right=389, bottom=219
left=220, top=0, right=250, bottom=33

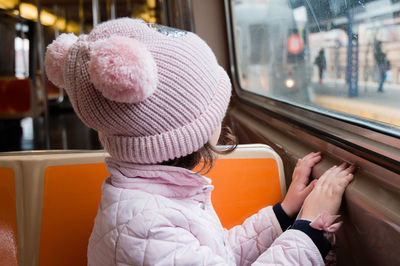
left=18, top=3, right=57, bottom=26
left=139, top=12, right=151, bottom=22
left=40, top=10, right=57, bottom=26
left=285, top=78, right=295, bottom=88
left=10, top=2, right=76, bottom=33
left=0, top=0, right=18, bottom=9
left=20, top=3, right=38, bottom=20
left=147, top=0, right=156, bottom=9
left=55, top=18, right=66, bottom=31
left=66, top=21, right=80, bottom=34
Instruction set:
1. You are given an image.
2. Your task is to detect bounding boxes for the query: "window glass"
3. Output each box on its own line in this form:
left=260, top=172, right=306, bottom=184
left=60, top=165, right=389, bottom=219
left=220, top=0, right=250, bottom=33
left=231, top=0, right=400, bottom=131
left=15, top=36, right=29, bottom=79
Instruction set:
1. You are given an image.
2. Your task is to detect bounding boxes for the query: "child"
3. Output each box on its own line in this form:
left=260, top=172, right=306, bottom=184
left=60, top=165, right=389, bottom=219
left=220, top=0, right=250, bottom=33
left=44, top=18, right=355, bottom=265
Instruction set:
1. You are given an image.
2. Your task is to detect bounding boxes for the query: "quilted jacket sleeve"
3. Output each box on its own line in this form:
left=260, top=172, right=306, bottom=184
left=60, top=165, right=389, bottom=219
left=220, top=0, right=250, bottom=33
left=226, top=206, right=283, bottom=265
left=226, top=206, right=324, bottom=266
left=252, top=229, right=324, bottom=266
left=115, top=205, right=324, bottom=266
left=116, top=208, right=230, bottom=266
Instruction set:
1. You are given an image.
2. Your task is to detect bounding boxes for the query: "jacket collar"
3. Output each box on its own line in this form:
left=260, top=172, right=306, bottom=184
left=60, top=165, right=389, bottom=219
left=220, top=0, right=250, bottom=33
left=105, top=158, right=213, bottom=198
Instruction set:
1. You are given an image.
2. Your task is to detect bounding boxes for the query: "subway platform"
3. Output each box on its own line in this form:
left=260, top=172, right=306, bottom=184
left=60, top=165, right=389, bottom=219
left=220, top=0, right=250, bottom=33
left=310, top=79, right=400, bottom=128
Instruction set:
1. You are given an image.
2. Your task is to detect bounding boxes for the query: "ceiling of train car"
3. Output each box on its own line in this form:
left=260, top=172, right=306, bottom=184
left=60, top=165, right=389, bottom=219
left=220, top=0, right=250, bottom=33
left=24, top=0, right=149, bottom=23
left=0, top=0, right=157, bottom=33
left=23, top=0, right=146, bottom=7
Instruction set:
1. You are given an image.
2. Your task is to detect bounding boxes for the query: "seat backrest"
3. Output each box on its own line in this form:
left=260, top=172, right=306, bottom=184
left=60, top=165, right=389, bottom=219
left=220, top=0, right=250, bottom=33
left=0, top=167, right=19, bottom=266
left=0, top=144, right=284, bottom=265
left=203, top=144, right=285, bottom=228
left=38, top=160, right=109, bottom=266
left=0, top=78, right=31, bottom=115
left=0, top=152, right=108, bottom=266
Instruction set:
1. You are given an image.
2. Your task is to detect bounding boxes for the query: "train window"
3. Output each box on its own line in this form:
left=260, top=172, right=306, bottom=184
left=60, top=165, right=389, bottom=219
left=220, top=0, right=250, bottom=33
left=15, top=36, right=29, bottom=78
left=228, top=0, right=400, bottom=135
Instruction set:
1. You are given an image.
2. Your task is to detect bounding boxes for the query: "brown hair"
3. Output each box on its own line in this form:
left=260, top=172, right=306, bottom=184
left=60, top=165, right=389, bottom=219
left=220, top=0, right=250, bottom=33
left=161, top=126, right=237, bottom=174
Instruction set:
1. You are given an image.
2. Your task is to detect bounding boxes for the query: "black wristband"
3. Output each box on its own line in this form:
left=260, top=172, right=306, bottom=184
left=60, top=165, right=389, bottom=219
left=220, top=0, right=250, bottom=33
left=272, top=203, right=295, bottom=231
left=291, top=220, right=331, bottom=258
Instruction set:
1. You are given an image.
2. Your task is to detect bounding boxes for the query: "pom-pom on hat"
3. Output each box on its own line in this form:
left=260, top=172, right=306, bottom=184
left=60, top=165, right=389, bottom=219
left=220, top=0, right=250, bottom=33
left=44, top=33, right=78, bottom=88
left=44, top=18, right=231, bottom=164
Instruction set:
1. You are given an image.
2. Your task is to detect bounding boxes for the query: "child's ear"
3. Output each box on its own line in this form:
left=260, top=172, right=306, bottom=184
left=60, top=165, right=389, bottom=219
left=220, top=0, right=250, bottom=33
left=88, top=36, right=158, bottom=103
left=44, top=33, right=78, bottom=88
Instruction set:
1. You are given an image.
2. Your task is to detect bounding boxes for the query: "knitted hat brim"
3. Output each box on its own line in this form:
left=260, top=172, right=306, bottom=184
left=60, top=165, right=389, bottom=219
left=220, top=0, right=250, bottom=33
left=99, top=66, right=231, bottom=164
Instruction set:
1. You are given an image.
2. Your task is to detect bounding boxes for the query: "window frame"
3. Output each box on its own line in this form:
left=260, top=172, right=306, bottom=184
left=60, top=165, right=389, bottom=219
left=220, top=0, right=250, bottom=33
left=224, top=0, right=400, bottom=173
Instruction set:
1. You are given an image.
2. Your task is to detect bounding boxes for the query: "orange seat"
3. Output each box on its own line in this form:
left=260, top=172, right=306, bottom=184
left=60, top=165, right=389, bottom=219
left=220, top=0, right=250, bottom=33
left=0, top=144, right=285, bottom=265
left=210, top=158, right=283, bottom=228
left=46, top=80, right=61, bottom=97
left=0, top=78, right=31, bottom=115
left=38, top=73, right=61, bottom=100
left=0, top=168, right=18, bottom=266
left=39, top=163, right=108, bottom=266
left=197, top=144, right=285, bottom=228
left=0, top=152, right=107, bottom=266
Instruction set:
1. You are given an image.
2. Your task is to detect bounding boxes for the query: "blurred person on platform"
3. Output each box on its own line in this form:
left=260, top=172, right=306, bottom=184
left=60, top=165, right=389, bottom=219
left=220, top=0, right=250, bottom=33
left=314, top=49, right=326, bottom=85
left=374, top=40, right=390, bottom=92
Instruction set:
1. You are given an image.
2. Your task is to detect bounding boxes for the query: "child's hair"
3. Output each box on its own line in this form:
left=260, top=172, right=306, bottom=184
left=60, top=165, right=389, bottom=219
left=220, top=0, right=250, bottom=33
left=44, top=18, right=233, bottom=165
left=162, top=126, right=237, bottom=173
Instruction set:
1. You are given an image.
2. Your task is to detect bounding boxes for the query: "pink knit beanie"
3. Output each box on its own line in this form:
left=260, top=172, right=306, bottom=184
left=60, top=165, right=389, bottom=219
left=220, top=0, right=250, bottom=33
left=44, top=18, right=231, bottom=164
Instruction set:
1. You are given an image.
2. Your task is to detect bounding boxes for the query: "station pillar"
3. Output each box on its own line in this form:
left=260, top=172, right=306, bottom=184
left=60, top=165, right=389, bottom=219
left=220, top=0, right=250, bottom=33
left=346, top=11, right=359, bottom=97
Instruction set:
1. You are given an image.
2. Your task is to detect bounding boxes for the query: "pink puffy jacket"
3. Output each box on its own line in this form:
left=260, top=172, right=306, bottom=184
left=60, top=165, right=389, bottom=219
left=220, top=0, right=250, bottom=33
left=87, top=159, right=324, bottom=265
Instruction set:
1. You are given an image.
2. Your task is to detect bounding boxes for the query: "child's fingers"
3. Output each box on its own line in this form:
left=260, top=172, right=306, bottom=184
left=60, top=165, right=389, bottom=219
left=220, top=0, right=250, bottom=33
left=298, top=157, right=321, bottom=179
left=303, top=179, right=318, bottom=196
left=318, top=165, right=337, bottom=182
left=336, top=164, right=355, bottom=178
left=340, top=165, right=355, bottom=181
left=301, top=157, right=321, bottom=170
left=346, top=164, right=356, bottom=173
left=301, top=152, right=321, bottom=161
left=311, top=155, right=322, bottom=165
left=298, top=152, right=321, bottom=165
left=303, top=152, right=315, bottom=159
left=301, top=153, right=322, bottom=168
left=338, top=173, right=354, bottom=189
left=332, top=163, right=350, bottom=176
left=308, top=152, right=321, bottom=161
left=322, top=164, right=355, bottom=188
left=344, top=172, right=354, bottom=182
left=313, top=151, right=322, bottom=157
left=293, top=152, right=323, bottom=182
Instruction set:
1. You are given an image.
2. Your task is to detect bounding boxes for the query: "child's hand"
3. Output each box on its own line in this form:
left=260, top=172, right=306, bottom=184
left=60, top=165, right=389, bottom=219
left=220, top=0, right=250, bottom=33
left=281, top=152, right=322, bottom=217
left=300, top=163, right=355, bottom=221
